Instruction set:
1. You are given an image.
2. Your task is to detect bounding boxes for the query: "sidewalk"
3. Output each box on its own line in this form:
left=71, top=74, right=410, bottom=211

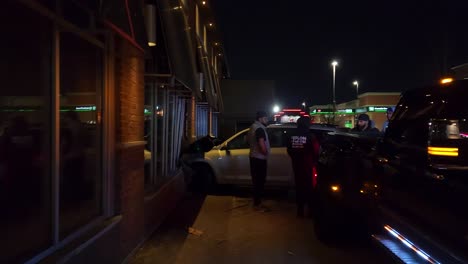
left=128, top=192, right=393, bottom=264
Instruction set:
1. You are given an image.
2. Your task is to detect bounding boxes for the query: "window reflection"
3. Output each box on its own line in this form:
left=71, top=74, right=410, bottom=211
left=156, top=88, right=165, bottom=180
left=144, top=84, right=153, bottom=186
left=0, top=4, right=52, bottom=263
left=59, top=32, right=102, bottom=239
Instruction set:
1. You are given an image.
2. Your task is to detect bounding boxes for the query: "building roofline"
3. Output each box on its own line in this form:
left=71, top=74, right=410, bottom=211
left=358, top=92, right=401, bottom=98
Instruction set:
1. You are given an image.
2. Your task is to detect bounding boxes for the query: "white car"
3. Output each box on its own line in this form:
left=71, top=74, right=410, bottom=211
left=188, top=123, right=336, bottom=188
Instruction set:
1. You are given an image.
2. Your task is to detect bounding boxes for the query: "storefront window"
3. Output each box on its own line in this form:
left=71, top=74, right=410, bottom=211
left=0, top=4, right=53, bottom=263
left=59, top=32, right=103, bottom=239
left=212, top=112, right=219, bottom=137
left=156, top=87, right=166, bottom=179
left=144, top=77, right=188, bottom=188
left=196, top=103, right=209, bottom=138
left=144, top=83, right=155, bottom=187
left=168, top=93, right=185, bottom=172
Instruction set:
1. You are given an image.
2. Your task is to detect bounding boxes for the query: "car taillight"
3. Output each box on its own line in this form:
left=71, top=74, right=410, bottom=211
left=428, top=146, right=458, bottom=157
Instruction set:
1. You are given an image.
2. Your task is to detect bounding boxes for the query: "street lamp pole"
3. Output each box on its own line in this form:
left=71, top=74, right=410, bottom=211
left=353, top=80, right=359, bottom=99
left=331, top=61, right=338, bottom=113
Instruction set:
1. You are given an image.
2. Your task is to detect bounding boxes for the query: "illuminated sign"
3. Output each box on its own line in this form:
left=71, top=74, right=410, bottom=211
left=367, top=106, right=389, bottom=112
left=280, top=115, right=301, bottom=123
left=0, top=108, right=36, bottom=112
left=344, top=120, right=353, bottom=128
left=310, top=108, right=333, bottom=115
left=75, top=106, right=96, bottom=111
left=337, top=108, right=353, bottom=113
left=282, top=109, right=302, bottom=112
left=355, top=107, right=367, bottom=113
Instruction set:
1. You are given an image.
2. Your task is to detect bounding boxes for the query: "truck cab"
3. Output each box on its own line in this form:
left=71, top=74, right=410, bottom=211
left=373, top=78, right=468, bottom=263
left=315, top=79, right=468, bottom=263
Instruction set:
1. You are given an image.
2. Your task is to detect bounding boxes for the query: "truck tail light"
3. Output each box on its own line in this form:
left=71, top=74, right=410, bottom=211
left=428, top=146, right=458, bottom=157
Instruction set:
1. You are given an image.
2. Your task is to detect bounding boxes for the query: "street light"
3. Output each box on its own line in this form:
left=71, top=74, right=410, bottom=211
left=302, top=102, right=306, bottom=108
left=331, top=60, right=338, bottom=112
left=273, top=105, right=280, bottom=113
left=353, top=80, right=359, bottom=99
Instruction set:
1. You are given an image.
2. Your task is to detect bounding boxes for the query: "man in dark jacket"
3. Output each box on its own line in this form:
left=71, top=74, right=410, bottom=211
left=352, top=114, right=380, bottom=132
left=287, top=116, right=320, bottom=217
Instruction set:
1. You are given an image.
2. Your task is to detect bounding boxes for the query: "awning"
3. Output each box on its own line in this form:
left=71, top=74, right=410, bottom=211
left=157, top=0, right=199, bottom=95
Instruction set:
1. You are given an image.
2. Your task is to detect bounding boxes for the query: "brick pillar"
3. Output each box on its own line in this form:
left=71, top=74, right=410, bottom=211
left=114, top=38, right=145, bottom=256
left=189, top=96, right=196, bottom=142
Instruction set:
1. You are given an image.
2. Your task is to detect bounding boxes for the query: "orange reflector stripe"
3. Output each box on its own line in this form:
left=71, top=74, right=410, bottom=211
left=428, top=147, right=459, bottom=157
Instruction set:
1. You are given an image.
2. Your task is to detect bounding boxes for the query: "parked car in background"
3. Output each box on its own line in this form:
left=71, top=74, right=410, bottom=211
left=185, top=123, right=337, bottom=190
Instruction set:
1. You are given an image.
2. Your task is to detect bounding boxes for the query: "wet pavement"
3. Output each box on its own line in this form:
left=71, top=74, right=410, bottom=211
left=128, top=188, right=396, bottom=264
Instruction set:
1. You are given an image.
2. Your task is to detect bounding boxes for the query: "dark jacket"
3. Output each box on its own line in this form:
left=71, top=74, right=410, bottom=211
left=351, top=123, right=380, bottom=133
left=286, top=126, right=319, bottom=166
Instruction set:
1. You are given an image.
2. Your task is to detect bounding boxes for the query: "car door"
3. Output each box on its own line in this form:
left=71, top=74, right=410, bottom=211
left=376, top=119, right=432, bottom=219
left=265, top=128, right=293, bottom=186
left=216, top=130, right=250, bottom=183
left=376, top=98, right=468, bottom=257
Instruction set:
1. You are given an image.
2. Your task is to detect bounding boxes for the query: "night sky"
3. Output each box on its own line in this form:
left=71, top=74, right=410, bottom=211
left=213, top=0, right=468, bottom=108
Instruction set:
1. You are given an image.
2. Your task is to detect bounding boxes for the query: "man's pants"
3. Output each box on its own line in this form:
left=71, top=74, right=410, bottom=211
left=249, top=157, right=267, bottom=206
left=291, top=160, right=313, bottom=210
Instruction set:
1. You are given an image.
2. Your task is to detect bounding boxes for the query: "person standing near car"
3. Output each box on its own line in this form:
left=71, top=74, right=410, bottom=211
left=381, top=107, right=394, bottom=133
left=248, top=111, right=271, bottom=209
left=287, top=116, right=320, bottom=217
left=352, top=114, right=380, bottom=133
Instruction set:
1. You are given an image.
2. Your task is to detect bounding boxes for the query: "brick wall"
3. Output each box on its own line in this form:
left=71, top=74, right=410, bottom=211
left=114, top=38, right=145, bottom=256
left=115, top=41, right=145, bottom=143
left=359, top=94, right=400, bottom=106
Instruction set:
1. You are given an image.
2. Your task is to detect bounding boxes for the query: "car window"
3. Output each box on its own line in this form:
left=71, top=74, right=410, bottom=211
left=267, top=128, right=291, bottom=147
left=310, top=129, right=331, bottom=144
left=387, top=118, right=428, bottom=147
left=429, top=119, right=468, bottom=165
left=227, top=131, right=249, bottom=150
left=430, top=120, right=468, bottom=141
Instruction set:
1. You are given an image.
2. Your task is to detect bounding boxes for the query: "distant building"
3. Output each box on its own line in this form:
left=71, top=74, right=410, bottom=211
left=220, top=80, right=275, bottom=138
left=310, top=92, right=401, bottom=130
